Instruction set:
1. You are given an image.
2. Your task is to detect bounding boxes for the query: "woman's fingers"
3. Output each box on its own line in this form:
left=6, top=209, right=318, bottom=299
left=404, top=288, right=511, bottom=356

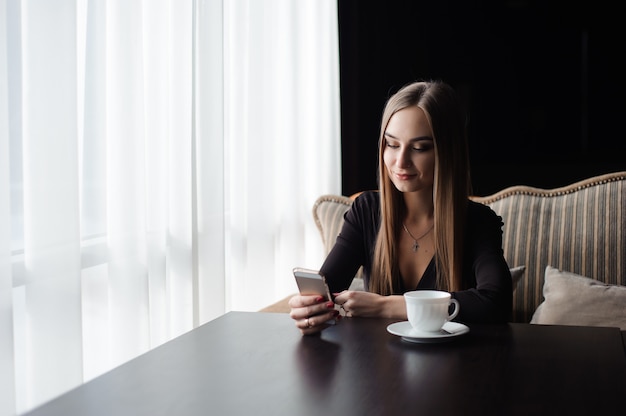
left=289, top=294, right=342, bottom=334
left=290, top=296, right=335, bottom=319
left=288, top=294, right=324, bottom=308
left=333, top=291, right=352, bottom=316
left=298, top=310, right=340, bottom=335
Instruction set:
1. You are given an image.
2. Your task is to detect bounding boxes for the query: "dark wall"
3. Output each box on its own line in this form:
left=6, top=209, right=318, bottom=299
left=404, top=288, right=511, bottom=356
left=338, top=0, right=626, bottom=196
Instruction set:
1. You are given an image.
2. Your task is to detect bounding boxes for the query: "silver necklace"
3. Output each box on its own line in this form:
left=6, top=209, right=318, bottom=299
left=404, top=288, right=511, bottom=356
left=402, top=223, right=434, bottom=252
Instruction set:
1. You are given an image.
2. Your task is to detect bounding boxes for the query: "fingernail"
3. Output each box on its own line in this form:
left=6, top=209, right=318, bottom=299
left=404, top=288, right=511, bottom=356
left=326, top=301, right=334, bottom=308
left=333, top=310, right=340, bottom=317
left=315, top=296, right=324, bottom=302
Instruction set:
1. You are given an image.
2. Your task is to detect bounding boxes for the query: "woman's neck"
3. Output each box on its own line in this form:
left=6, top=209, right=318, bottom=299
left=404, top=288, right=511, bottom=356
left=402, top=190, right=434, bottom=224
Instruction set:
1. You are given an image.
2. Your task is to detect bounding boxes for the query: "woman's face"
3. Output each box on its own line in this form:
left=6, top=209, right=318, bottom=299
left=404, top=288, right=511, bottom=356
left=382, top=106, right=435, bottom=193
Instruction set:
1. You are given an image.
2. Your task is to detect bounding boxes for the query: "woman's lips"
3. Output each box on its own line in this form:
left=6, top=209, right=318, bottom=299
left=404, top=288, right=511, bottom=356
left=395, top=172, right=415, bottom=181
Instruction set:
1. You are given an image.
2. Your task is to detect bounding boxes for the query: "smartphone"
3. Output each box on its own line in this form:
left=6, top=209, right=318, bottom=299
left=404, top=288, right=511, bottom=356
left=293, top=267, right=338, bottom=325
left=293, top=267, right=334, bottom=301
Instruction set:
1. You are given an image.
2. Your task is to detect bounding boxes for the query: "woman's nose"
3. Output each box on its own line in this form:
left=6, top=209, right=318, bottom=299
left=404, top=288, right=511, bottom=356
left=397, top=149, right=412, bottom=168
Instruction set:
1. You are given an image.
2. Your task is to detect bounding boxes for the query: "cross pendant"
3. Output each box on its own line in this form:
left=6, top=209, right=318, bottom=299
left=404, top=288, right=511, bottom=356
left=412, top=241, right=419, bottom=252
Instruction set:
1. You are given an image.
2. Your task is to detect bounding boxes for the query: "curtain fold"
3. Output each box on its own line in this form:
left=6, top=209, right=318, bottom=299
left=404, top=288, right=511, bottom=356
left=21, top=0, right=83, bottom=407
left=1, top=1, right=15, bottom=414
left=193, top=0, right=225, bottom=325
left=0, top=0, right=340, bottom=414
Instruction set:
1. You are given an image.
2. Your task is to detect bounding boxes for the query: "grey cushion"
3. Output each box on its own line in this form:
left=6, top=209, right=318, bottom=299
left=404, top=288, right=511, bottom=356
left=531, top=266, right=626, bottom=330
left=509, top=265, right=526, bottom=289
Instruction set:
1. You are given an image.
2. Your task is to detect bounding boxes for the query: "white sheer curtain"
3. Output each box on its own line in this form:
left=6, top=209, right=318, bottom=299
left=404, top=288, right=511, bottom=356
left=0, top=0, right=341, bottom=414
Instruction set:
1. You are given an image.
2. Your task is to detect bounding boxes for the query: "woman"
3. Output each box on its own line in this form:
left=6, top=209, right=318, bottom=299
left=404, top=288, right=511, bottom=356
left=290, top=80, right=512, bottom=334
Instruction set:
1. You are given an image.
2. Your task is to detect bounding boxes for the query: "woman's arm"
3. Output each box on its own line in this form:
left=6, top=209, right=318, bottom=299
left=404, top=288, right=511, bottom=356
left=319, top=191, right=380, bottom=293
left=289, top=192, right=379, bottom=332
left=333, top=291, right=408, bottom=319
left=452, top=202, right=513, bottom=323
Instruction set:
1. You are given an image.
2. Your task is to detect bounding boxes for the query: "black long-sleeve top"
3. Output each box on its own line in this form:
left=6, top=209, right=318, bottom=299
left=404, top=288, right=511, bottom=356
left=319, top=191, right=513, bottom=323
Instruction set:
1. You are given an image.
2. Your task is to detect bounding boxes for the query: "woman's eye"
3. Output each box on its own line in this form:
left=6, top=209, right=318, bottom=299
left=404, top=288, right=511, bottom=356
left=385, top=140, right=399, bottom=149
left=413, top=145, right=432, bottom=152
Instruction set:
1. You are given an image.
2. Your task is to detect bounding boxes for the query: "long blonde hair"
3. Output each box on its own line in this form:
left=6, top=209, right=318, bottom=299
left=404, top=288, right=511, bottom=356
left=369, top=81, right=471, bottom=295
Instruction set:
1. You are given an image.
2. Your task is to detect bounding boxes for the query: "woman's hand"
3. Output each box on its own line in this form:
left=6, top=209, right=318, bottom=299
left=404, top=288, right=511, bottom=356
left=333, top=291, right=407, bottom=319
left=289, top=294, right=341, bottom=335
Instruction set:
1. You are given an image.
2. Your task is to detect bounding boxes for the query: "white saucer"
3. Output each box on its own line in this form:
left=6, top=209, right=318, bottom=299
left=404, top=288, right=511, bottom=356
left=387, top=321, right=470, bottom=343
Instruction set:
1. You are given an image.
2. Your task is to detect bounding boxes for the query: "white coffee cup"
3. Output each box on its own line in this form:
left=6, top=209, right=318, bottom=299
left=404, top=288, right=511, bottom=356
left=404, top=290, right=460, bottom=332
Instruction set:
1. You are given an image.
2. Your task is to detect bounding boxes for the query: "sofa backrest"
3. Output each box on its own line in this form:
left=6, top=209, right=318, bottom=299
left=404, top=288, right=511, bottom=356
left=472, top=171, right=626, bottom=322
left=313, top=171, right=626, bottom=323
left=312, top=194, right=354, bottom=254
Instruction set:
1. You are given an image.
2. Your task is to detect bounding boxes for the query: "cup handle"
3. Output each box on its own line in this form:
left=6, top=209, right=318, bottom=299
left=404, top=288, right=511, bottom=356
left=448, top=299, right=460, bottom=321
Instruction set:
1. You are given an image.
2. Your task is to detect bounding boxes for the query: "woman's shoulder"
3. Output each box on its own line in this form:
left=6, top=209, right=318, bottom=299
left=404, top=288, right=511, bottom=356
left=352, top=190, right=379, bottom=206
left=348, top=190, right=380, bottom=224
left=467, top=199, right=502, bottom=225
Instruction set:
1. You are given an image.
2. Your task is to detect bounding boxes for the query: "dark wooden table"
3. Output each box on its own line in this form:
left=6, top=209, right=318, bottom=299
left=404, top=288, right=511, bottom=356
left=25, top=311, right=626, bottom=416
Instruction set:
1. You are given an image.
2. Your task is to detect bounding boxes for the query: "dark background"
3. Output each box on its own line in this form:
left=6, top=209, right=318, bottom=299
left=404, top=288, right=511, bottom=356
left=337, top=0, right=625, bottom=196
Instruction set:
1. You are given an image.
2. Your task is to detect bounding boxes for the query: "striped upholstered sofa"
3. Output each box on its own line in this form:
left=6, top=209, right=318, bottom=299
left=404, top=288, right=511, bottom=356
left=264, top=171, right=626, bottom=327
